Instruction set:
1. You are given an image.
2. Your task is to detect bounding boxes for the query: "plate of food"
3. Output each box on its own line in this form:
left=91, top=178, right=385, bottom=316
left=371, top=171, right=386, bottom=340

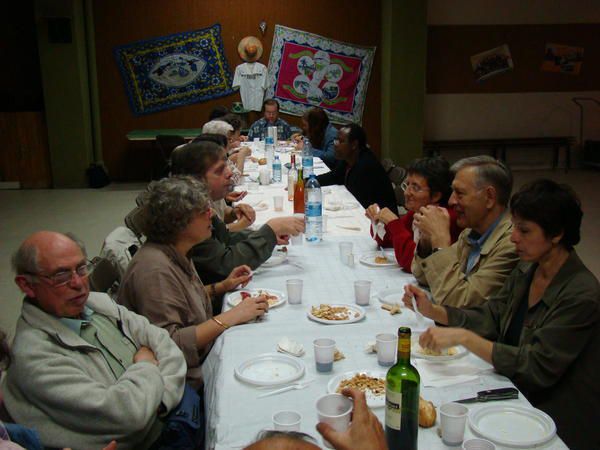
left=359, top=251, right=398, bottom=267
left=262, top=247, right=288, bottom=267
left=412, top=343, right=468, bottom=361
left=327, top=370, right=387, bottom=408
left=307, top=304, right=365, bottom=325
left=227, top=289, right=286, bottom=308
left=235, top=353, right=305, bottom=387
left=376, top=288, right=405, bottom=306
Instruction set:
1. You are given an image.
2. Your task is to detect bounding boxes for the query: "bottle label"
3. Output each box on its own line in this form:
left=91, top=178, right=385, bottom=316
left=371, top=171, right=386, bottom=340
left=305, top=202, right=322, bottom=217
left=385, top=388, right=402, bottom=431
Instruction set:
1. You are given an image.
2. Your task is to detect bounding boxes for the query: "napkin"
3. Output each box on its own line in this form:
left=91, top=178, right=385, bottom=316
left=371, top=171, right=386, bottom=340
left=375, top=222, right=386, bottom=239
left=415, top=359, right=485, bottom=387
left=277, top=337, right=304, bottom=357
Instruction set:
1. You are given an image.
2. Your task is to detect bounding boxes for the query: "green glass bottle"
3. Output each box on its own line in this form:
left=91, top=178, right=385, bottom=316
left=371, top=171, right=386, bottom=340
left=385, top=327, right=420, bottom=450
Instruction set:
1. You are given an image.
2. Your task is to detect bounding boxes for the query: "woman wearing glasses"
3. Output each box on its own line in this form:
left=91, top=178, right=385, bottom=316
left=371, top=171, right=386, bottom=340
left=117, top=176, right=269, bottom=389
left=365, top=157, right=462, bottom=272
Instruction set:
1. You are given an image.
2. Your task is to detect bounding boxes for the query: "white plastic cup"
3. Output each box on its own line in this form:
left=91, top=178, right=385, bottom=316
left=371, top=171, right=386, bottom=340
left=376, top=333, right=397, bottom=367
left=272, top=410, right=302, bottom=432
left=291, top=214, right=304, bottom=246
left=259, top=168, right=271, bottom=185
left=354, top=280, right=372, bottom=305
left=313, top=338, right=336, bottom=373
left=286, top=279, right=303, bottom=304
left=273, top=195, right=284, bottom=211
left=462, top=439, right=496, bottom=450
left=316, top=393, right=353, bottom=449
left=440, top=402, right=469, bottom=446
left=253, top=137, right=260, bottom=143
left=339, top=242, right=353, bottom=263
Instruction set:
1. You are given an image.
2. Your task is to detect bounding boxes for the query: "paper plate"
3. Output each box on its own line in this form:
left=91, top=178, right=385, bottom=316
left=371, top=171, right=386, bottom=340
left=327, top=370, right=387, bottom=408
left=359, top=251, right=398, bottom=267
left=469, top=404, right=556, bottom=447
left=376, top=288, right=405, bottom=306
left=262, top=251, right=288, bottom=268
left=412, top=343, right=468, bottom=361
left=307, top=304, right=365, bottom=325
left=226, top=289, right=286, bottom=308
left=235, top=353, right=305, bottom=387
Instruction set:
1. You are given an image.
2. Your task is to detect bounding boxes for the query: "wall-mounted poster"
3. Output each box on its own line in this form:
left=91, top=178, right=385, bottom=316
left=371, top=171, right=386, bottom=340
left=470, top=44, right=514, bottom=82
left=265, top=25, right=375, bottom=124
left=114, top=24, right=234, bottom=115
left=541, top=43, right=584, bottom=75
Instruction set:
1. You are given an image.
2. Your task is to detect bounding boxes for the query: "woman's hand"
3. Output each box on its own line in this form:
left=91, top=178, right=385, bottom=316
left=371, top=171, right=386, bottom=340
left=419, top=327, right=469, bottom=353
left=365, top=203, right=380, bottom=222
left=227, top=295, right=269, bottom=325
left=234, top=204, right=256, bottom=225
left=378, top=207, right=399, bottom=225
left=222, top=265, right=253, bottom=292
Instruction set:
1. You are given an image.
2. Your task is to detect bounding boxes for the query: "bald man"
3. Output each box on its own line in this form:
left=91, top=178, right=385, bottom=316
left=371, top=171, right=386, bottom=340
left=2, top=231, right=189, bottom=450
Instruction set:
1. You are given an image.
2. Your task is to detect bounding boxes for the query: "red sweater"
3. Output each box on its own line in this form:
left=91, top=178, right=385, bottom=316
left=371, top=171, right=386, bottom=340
left=371, top=207, right=462, bottom=273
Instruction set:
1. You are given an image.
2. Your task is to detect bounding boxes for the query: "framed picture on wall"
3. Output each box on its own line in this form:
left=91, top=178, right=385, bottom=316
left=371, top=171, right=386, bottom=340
left=470, top=44, right=514, bottom=82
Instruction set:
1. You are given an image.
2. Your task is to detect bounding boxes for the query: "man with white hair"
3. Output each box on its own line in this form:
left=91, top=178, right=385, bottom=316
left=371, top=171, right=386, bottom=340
left=3, top=231, right=190, bottom=449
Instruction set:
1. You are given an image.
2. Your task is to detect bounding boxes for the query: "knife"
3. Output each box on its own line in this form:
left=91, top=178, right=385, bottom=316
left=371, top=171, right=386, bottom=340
left=456, top=387, right=519, bottom=403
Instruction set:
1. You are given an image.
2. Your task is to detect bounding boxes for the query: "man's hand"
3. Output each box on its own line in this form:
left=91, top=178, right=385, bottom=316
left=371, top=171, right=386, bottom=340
left=222, top=265, right=253, bottom=291
left=413, top=206, right=451, bottom=248
left=225, top=190, right=248, bottom=203
left=365, top=204, right=380, bottom=222
left=316, top=388, right=387, bottom=450
left=419, top=327, right=469, bottom=353
left=234, top=204, right=256, bottom=225
left=402, top=285, right=436, bottom=319
left=378, top=208, right=399, bottom=226
left=133, top=346, right=158, bottom=366
left=267, top=216, right=305, bottom=237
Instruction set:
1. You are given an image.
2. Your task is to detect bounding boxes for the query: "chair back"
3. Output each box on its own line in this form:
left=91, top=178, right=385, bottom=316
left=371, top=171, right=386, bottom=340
left=156, top=135, right=185, bottom=177
left=381, top=158, right=407, bottom=207
left=89, top=257, right=121, bottom=295
left=124, top=206, right=145, bottom=239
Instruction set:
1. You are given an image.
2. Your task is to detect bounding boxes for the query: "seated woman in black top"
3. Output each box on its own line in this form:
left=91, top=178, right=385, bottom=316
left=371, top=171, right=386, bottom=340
left=403, top=179, right=600, bottom=450
left=316, top=124, right=397, bottom=213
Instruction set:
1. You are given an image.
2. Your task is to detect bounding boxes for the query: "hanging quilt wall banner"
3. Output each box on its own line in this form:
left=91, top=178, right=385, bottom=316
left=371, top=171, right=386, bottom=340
left=114, top=24, right=234, bottom=115
left=265, top=25, right=376, bottom=124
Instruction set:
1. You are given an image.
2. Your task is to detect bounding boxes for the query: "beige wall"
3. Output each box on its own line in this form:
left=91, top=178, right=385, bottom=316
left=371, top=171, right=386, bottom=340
left=425, top=0, right=600, bottom=167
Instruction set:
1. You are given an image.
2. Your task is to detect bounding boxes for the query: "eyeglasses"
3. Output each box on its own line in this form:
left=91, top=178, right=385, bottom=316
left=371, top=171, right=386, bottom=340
left=27, top=261, right=95, bottom=287
left=401, top=181, right=430, bottom=193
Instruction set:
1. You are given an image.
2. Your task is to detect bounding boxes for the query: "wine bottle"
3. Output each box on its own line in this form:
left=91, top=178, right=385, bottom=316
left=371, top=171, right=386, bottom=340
left=293, top=167, right=305, bottom=214
left=288, top=154, right=297, bottom=201
left=385, top=327, right=420, bottom=450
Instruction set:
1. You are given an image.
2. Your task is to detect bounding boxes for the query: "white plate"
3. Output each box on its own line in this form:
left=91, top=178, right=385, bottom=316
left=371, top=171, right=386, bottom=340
left=226, top=289, right=286, bottom=308
left=412, top=343, right=468, bottom=361
left=359, top=251, right=398, bottom=267
left=262, top=251, right=288, bottom=267
left=327, top=370, right=387, bottom=408
left=376, top=288, right=405, bottom=306
left=469, top=405, right=556, bottom=447
left=307, top=304, right=365, bottom=325
left=235, top=353, right=305, bottom=387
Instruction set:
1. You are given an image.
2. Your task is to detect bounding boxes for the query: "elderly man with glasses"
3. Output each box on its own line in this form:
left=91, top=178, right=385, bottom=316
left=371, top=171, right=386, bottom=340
left=406, top=156, right=519, bottom=308
left=2, top=231, right=190, bottom=449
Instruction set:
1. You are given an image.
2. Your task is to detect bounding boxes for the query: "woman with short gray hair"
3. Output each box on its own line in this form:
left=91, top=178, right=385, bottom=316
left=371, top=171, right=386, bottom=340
left=118, top=176, right=269, bottom=387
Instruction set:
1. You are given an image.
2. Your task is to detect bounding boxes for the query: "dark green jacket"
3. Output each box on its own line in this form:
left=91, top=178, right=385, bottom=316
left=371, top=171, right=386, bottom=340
left=191, top=216, right=277, bottom=285
left=447, top=251, right=600, bottom=450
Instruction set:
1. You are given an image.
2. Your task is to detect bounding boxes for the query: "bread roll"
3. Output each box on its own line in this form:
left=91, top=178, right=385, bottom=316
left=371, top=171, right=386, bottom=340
left=418, top=396, right=436, bottom=428
left=258, top=158, right=267, bottom=165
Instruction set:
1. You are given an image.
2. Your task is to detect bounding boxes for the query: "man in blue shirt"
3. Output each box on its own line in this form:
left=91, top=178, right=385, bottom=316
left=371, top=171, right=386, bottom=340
left=247, top=99, right=292, bottom=140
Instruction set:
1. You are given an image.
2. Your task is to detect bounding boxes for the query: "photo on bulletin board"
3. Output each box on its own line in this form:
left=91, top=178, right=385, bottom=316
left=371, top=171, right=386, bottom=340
left=541, top=43, right=584, bottom=75
left=470, top=44, right=514, bottom=82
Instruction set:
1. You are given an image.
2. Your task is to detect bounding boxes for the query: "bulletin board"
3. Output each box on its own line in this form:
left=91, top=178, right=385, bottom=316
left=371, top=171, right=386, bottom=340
left=426, top=24, right=600, bottom=94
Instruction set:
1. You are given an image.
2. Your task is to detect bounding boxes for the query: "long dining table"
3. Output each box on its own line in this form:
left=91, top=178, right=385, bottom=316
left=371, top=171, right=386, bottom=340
left=201, top=142, right=568, bottom=450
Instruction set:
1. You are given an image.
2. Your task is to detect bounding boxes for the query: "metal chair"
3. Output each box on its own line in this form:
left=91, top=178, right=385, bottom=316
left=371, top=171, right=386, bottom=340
left=89, top=257, right=121, bottom=295
left=155, top=135, right=185, bottom=178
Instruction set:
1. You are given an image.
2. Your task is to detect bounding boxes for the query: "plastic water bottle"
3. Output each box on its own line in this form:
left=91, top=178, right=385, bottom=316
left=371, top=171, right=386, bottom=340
left=302, top=138, right=314, bottom=178
left=265, top=136, right=275, bottom=168
left=273, top=155, right=282, bottom=182
left=304, top=174, right=322, bottom=242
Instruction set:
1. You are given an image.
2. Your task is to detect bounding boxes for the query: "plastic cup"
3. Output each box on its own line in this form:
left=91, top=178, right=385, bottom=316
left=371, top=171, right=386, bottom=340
left=272, top=410, right=302, bottom=432
left=313, top=338, right=335, bottom=373
left=253, top=137, right=260, bottom=143
left=376, top=333, right=397, bottom=367
left=259, top=168, right=271, bottom=185
left=273, top=195, right=284, bottom=211
left=339, top=242, right=353, bottom=263
left=316, top=393, right=353, bottom=449
left=354, top=280, right=372, bottom=305
left=291, top=214, right=304, bottom=245
left=286, top=279, right=303, bottom=304
left=440, top=402, right=469, bottom=446
left=462, top=439, right=496, bottom=450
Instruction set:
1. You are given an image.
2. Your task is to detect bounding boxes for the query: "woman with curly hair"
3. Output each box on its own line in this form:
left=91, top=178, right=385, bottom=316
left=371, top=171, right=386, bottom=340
left=117, top=176, right=268, bottom=387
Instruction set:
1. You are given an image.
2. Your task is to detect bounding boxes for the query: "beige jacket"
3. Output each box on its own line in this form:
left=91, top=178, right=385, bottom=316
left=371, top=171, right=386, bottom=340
left=412, top=212, right=518, bottom=308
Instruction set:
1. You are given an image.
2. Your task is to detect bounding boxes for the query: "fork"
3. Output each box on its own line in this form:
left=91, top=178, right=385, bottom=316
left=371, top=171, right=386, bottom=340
left=257, top=379, right=315, bottom=398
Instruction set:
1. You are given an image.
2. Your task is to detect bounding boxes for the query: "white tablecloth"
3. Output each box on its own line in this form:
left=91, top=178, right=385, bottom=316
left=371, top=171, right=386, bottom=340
left=203, top=146, right=567, bottom=450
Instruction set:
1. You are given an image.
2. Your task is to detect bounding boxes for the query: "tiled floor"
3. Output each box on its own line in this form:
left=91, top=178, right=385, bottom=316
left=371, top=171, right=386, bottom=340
left=1, top=171, right=598, bottom=336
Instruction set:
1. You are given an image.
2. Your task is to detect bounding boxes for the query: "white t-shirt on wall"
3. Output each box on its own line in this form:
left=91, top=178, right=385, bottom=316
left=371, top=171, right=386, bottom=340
left=232, top=62, right=268, bottom=111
